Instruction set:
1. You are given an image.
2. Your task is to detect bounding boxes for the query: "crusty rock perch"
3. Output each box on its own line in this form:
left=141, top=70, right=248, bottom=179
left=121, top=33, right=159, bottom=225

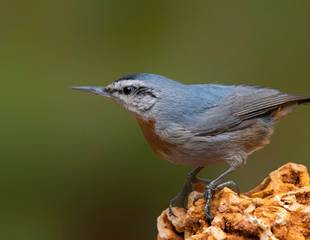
left=157, top=163, right=310, bottom=240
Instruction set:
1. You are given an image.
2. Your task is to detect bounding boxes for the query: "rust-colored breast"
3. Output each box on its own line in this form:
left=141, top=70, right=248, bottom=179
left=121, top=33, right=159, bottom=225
left=136, top=118, right=172, bottom=158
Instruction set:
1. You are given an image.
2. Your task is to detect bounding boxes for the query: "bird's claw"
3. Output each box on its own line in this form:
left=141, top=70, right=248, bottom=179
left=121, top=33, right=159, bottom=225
left=168, top=204, right=176, bottom=217
left=204, top=180, right=239, bottom=223
left=169, top=187, right=192, bottom=217
left=169, top=181, right=193, bottom=212
left=169, top=191, right=187, bottom=208
left=192, top=194, right=204, bottom=206
left=170, top=175, right=212, bottom=209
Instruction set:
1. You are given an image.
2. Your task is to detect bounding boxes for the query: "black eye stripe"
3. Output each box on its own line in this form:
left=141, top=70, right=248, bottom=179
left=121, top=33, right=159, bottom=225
left=121, top=86, right=147, bottom=95
left=135, top=87, right=147, bottom=94
left=109, top=85, right=157, bottom=98
left=106, top=88, right=118, bottom=94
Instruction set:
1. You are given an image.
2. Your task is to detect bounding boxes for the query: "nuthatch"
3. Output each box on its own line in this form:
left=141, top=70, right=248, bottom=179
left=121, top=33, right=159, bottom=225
left=73, top=73, right=310, bottom=222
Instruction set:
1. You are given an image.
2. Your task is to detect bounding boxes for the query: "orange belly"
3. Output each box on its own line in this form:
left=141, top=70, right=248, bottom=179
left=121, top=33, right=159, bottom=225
left=136, top=118, right=173, bottom=159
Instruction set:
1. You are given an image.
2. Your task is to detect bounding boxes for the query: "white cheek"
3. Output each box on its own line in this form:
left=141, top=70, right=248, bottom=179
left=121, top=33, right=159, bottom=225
left=113, top=93, right=127, bottom=104
left=113, top=94, right=135, bottom=111
left=135, top=96, right=157, bottom=111
left=112, top=93, right=157, bottom=114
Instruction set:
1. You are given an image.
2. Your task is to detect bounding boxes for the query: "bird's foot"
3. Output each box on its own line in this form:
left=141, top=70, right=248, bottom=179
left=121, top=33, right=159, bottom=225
left=169, top=169, right=208, bottom=216
left=204, top=180, right=239, bottom=223
left=169, top=178, right=193, bottom=217
left=169, top=189, right=190, bottom=209
left=169, top=187, right=192, bottom=216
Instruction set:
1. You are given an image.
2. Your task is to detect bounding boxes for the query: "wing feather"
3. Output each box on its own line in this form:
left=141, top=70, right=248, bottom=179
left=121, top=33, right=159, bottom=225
left=235, top=94, right=310, bottom=120
left=192, top=89, right=310, bottom=137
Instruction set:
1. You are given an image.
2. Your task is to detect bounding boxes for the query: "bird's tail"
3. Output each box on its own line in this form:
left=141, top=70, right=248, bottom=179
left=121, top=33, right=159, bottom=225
left=296, top=95, right=310, bottom=105
left=272, top=94, right=310, bottom=120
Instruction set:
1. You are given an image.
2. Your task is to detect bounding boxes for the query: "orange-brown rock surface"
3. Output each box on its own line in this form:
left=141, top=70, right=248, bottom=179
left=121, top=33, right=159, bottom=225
left=157, top=163, right=310, bottom=240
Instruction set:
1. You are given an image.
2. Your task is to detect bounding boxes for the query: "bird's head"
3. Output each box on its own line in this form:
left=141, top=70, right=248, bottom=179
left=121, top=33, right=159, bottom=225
left=73, top=73, right=177, bottom=117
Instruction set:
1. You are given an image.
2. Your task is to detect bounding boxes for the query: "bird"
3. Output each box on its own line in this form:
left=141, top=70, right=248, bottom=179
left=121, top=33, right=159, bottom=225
left=72, top=73, right=310, bottom=222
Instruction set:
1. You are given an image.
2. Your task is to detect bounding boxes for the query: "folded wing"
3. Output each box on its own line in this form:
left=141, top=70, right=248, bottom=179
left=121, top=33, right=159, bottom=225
left=192, top=87, right=310, bottom=136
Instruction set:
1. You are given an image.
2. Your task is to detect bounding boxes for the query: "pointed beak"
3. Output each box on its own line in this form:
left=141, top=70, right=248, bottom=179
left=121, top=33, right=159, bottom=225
left=72, top=86, right=111, bottom=97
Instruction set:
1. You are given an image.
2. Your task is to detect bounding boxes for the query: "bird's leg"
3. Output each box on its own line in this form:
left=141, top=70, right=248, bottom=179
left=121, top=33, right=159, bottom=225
left=169, top=167, right=204, bottom=211
left=204, top=166, right=237, bottom=223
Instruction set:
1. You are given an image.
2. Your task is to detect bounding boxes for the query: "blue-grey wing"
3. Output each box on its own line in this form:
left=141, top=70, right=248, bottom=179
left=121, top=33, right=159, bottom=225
left=191, top=86, right=310, bottom=136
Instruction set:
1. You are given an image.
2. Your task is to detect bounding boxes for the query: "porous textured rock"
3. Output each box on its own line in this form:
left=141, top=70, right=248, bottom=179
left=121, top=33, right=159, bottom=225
left=157, top=163, right=310, bottom=240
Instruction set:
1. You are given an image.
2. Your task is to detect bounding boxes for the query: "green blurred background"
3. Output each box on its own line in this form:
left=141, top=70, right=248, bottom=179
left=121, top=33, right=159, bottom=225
left=1, top=0, right=310, bottom=239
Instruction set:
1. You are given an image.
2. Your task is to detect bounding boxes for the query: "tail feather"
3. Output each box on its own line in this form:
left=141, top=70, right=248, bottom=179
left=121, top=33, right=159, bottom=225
left=273, top=95, right=310, bottom=120
left=297, top=96, right=310, bottom=105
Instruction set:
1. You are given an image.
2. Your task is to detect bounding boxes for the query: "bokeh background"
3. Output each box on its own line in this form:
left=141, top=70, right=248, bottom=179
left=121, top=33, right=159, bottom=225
left=1, top=0, right=310, bottom=239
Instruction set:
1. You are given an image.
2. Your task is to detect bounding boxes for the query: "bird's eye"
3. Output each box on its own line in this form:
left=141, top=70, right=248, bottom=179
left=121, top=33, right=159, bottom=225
left=123, top=86, right=136, bottom=95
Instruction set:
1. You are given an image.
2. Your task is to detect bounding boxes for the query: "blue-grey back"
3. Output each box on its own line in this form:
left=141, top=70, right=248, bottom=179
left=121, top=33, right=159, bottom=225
left=151, top=82, right=255, bottom=126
